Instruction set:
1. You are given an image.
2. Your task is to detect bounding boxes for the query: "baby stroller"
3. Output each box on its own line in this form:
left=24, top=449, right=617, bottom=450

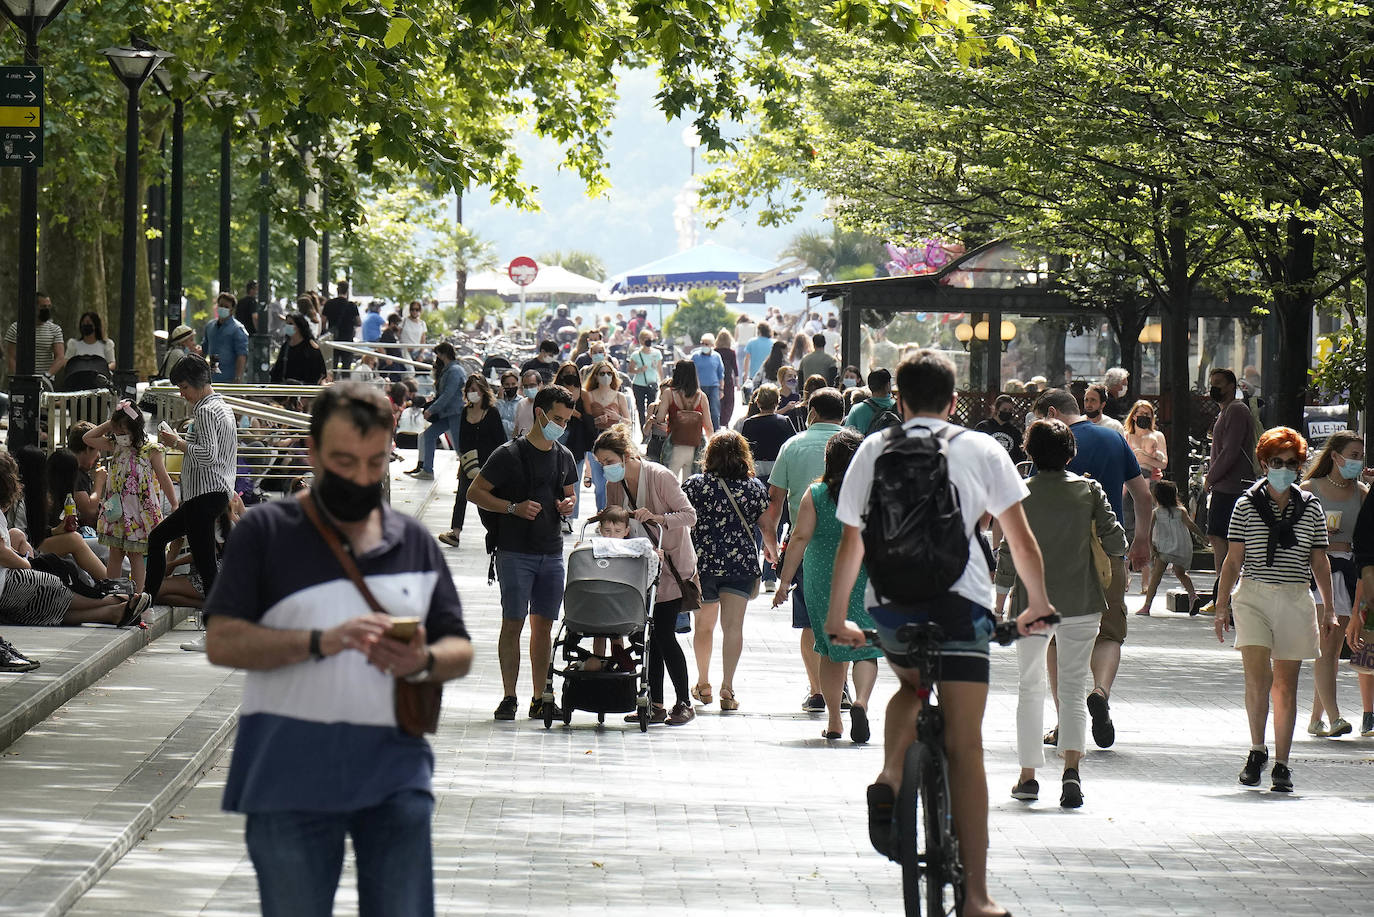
left=542, top=518, right=659, bottom=731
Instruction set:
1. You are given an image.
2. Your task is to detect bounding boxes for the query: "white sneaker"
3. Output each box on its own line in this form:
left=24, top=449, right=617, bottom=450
left=764, top=581, right=777, bottom=594
left=180, top=636, right=206, bottom=653
left=1307, top=720, right=1329, bottom=737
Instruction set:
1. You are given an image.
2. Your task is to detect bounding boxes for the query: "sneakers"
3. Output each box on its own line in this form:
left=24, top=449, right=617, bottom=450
left=841, top=686, right=853, bottom=711
left=1011, top=778, right=1039, bottom=801
left=179, top=636, right=206, bottom=653
left=1328, top=717, right=1353, bottom=738
left=1363, top=712, right=1374, bottom=737
left=1271, top=761, right=1294, bottom=793
left=411, top=470, right=434, bottom=481
left=1060, top=769, right=1083, bottom=808
left=494, top=696, right=518, bottom=721
left=529, top=698, right=561, bottom=719
left=866, top=783, right=897, bottom=860
left=802, top=692, right=825, bottom=713
left=764, top=580, right=777, bottom=593
left=437, top=530, right=461, bottom=547
left=625, top=705, right=668, bottom=725
left=404, top=466, right=425, bottom=476
left=0, top=638, right=38, bottom=673
left=665, top=701, right=696, bottom=726
left=1086, top=691, right=1115, bottom=748
left=1239, top=748, right=1268, bottom=787
left=1307, top=719, right=1330, bottom=737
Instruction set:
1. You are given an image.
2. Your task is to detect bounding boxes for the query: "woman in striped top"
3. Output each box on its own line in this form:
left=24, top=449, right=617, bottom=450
left=1214, top=427, right=1336, bottom=794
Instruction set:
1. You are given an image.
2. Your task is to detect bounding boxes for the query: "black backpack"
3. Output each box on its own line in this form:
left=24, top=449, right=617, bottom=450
left=863, top=398, right=902, bottom=435
left=861, top=425, right=991, bottom=604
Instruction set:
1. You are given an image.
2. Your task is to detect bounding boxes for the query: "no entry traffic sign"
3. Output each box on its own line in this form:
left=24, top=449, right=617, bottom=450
left=0, top=67, right=43, bottom=167
left=507, top=256, right=538, bottom=287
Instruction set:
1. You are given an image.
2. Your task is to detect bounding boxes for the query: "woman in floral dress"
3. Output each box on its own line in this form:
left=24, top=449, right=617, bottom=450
left=87, top=401, right=178, bottom=592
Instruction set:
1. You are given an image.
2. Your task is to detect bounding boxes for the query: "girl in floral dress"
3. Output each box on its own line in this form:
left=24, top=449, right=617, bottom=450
left=85, top=401, right=178, bottom=592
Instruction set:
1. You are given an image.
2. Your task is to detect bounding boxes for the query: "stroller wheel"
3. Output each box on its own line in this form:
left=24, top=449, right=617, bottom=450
left=542, top=700, right=554, bottom=729
left=638, top=708, right=649, bottom=733
left=563, top=705, right=573, bottom=725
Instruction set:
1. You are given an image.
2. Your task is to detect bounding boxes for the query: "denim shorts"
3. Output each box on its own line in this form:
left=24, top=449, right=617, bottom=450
left=496, top=551, right=565, bottom=622
left=699, top=573, right=758, bottom=603
left=869, top=595, right=996, bottom=684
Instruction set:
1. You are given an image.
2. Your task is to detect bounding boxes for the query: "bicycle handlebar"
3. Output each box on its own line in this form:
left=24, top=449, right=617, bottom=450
left=852, top=614, right=1061, bottom=650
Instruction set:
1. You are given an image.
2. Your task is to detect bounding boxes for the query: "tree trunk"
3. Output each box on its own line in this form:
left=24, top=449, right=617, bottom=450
left=39, top=177, right=109, bottom=339
left=1271, top=214, right=1318, bottom=430
left=1363, top=149, right=1374, bottom=438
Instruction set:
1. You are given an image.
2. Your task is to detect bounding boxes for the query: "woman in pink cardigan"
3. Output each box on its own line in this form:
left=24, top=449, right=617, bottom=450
left=594, top=425, right=701, bottom=727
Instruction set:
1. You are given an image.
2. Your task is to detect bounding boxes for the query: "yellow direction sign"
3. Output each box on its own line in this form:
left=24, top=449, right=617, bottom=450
left=0, top=107, right=39, bottom=128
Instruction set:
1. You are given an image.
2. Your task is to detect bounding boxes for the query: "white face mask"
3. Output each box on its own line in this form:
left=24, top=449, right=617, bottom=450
left=217, top=307, right=230, bottom=320
left=597, top=373, right=613, bottom=386
left=465, top=391, right=482, bottom=404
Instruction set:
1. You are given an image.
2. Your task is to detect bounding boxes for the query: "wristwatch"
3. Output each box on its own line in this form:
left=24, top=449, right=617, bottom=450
left=404, top=650, right=436, bottom=683
left=505, top=501, right=516, bottom=514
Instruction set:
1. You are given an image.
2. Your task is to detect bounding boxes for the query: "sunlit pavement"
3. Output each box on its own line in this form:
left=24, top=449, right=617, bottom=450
left=62, top=454, right=1374, bottom=915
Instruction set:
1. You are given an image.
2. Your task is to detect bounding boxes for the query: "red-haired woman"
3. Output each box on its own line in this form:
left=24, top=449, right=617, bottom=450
left=1214, top=426, right=1336, bottom=793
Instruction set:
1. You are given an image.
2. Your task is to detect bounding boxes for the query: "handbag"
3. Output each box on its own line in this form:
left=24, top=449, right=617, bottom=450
left=297, top=492, right=442, bottom=737
left=460, top=449, right=480, bottom=480
left=716, top=476, right=762, bottom=600
left=669, top=393, right=704, bottom=447
left=623, top=476, right=701, bottom=611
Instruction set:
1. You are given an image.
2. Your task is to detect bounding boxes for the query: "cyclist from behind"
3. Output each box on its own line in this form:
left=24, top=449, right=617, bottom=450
left=828, top=350, right=1054, bottom=917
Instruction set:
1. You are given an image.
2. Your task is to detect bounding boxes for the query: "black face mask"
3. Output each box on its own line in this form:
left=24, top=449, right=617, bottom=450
left=503, top=387, right=518, bottom=399
left=1137, top=416, right=1153, bottom=429
left=315, top=469, right=383, bottom=523
left=80, top=324, right=95, bottom=336
left=37, top=307, right=51, bottom=323
left=997, top=411, right=1013, bottom=424
left=1085, top=408, right=1102, bottom=419
left=1209, top=386, right=1225, bottom=402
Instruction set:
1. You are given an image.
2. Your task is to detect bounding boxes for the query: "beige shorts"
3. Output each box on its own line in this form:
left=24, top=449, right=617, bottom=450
left=1232, top=579, right=1320, bottom=661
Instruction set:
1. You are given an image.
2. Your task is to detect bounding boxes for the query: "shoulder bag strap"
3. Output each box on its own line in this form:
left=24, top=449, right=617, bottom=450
left=297, top=491, right=387, bottom=615
left=625, top=467, right=690, bottom=587
left=717, top=475, right=755, bottom=541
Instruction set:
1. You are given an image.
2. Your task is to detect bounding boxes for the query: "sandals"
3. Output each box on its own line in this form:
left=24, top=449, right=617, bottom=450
left=719, top=687, right=739, bottom=711
left=692, top=683, right=714, bottom=706
left=821, top=730, right=842, bottom=740
left=118, top=593, right=151, bottom=628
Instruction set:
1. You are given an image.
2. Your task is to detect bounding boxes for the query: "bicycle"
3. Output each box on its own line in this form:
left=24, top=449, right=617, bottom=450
left=864, top=613, right=1058, bottom=917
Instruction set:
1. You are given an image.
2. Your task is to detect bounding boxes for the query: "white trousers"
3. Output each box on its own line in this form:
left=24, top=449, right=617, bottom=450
left=1016, top=615, right=1100, bottom=768
left=667, top=445, right=696, bottom=482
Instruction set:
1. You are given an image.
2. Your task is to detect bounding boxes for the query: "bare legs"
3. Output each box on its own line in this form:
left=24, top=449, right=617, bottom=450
left=1310, top=608, right=1348, bottom=728
left=497, top=615, right=555, bottom=700
left=800, top=628, right=821, bottom=695
left=61, top=593, right=132, bottom=626
left=718, top=593, right=748, bottom=696
left=693, top=601, right=718, bottom=689
left=1241, top=645, right=1301, bottom=762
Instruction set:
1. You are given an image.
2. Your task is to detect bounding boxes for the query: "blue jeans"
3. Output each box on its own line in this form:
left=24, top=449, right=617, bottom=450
left=246, top=789, right=435, bottom=917
left=585, top=452, right=607, bottom=513
left=420, top=414, right=461, bottom=472
left=702, top=384, right=722, bottom=430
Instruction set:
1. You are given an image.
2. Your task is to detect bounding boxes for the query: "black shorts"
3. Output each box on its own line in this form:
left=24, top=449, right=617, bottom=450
left=1207, top=491, right=1242, bottom=538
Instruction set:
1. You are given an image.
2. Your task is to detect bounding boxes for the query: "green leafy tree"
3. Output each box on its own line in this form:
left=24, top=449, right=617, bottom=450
left=536, top=250, right=607, bottom=282
left=664, top=288, right=733, bottom=345
left=782, top=226, right=886, bottom=281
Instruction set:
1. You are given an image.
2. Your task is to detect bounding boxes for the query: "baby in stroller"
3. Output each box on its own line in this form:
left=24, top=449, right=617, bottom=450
left=578, top=506, right=660, bottom=672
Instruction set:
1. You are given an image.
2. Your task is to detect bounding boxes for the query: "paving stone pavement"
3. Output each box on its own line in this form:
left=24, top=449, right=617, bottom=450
left=68, top=455, right=1374, bottom=915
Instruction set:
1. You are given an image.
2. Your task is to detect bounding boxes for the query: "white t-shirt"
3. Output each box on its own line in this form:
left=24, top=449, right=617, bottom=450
left=400, top=317, right=426, bottom=346
left=836, top=417, right=1029, bottom=610
left=823, top=329, right=841, bottom=357
left=66, top=337, right=115, bottom=364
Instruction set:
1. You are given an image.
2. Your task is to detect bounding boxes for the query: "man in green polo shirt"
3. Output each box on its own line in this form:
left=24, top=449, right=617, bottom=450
left=761, top=388, right=847, bottom=712
left=845, top=368, right=898, bottom=434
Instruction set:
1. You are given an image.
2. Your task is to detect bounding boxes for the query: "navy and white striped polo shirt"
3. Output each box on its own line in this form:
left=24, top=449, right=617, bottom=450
left=205, top=498, right=468, bottom=814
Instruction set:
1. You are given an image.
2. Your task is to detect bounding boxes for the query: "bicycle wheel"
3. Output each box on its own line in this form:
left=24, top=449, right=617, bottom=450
left=918, top=744, right=965, bottom=917
left=898, top=742, right=923, bottom=917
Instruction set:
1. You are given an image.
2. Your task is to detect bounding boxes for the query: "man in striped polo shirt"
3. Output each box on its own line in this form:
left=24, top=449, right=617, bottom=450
left=144, top=354, right=237, bottom=644
left=205, top=383, right=472, bottom=916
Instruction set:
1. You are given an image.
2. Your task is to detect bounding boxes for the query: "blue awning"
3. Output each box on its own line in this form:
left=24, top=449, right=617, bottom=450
left=606, top=242, right=797, bottom=294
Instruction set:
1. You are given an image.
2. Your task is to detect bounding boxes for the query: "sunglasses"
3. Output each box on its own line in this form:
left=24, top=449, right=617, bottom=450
left=1265, top=458, right=1302, bottom=470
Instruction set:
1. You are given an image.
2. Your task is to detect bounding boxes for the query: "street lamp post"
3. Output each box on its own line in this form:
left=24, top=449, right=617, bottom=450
left=0, top=0, right=70, bottom=451
left=206, top=90, right=234, bottom=297
left=152, top=67, right=210, bottom=331
left=246, top=109, right=269, bottom=324
left=103, top=44, right=173, bottom=400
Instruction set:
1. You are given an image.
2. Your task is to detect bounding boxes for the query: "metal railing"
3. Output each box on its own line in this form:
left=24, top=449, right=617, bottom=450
left=41, top=388, right=116, bottom=452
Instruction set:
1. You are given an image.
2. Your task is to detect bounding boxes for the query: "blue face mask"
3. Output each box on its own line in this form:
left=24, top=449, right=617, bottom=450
left=1266, top=468, right=1298, bottom=491
left=1340, top=456, right=1364, bottom=480
left=592, top=353, right=605, bottom=363
left=602, top=462, right=626, bottom=483
left=523, top=386, right=539, bottom=399
left=537, top=410, right=564, bottom=442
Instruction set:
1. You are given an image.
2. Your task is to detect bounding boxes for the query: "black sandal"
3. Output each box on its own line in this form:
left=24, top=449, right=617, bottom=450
left=118, top=593, right=150, bottom=628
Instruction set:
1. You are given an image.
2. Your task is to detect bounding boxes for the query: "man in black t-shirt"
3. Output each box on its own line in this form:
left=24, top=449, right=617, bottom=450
left=973, top=394, right=1027, bottom=465
left=468, top=385, right=578, bottom=722
left=236, top=280, right=260, bottom=335
left=322, top=280, right=361, bottom=371
left=520, top=339, right=562, bottom=384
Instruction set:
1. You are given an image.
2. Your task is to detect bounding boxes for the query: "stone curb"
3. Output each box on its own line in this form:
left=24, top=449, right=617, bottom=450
left=0, top=674, right=240, bottom=917
left=0, top=605, right=191, bottom=753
